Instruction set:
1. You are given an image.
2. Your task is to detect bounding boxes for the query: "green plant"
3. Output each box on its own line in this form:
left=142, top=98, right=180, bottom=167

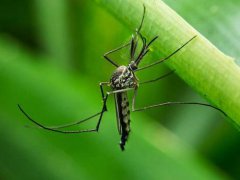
left=95, top=0, right=240, bottom=127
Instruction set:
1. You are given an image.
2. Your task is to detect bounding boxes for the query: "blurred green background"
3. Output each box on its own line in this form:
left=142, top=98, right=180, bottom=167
left=0, top=0, right=240, bottom=179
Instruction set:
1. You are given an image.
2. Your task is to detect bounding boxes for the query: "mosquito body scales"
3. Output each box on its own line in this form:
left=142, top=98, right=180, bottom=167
left=110, top=65, right=138, bottom=150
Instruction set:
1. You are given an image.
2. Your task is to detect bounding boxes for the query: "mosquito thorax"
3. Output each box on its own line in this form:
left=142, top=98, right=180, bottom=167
left=110, top=65, right=138, bottom=90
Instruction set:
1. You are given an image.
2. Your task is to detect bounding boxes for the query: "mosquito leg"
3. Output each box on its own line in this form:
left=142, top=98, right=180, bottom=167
left=131, top=88, right=138, bottom=111
left=99, top=82, right=111, bottom=112
left=99, top=82, right=109, bottom=99
left=132, top=73, right=225, bottom=116
left=132, top=101, right=226, bottom=116
left=105, top=5, right=147, bottom=65
left=94, top=88, right=135, bottom=132
left=18, top=88, right=134, bottom=134
left=135, top=35, right=197, bottom=72
left=39, top=112, right=102, bottom=130
left=139, top=70, right=175, bottom=85
left=23, top=82, right=111, bottom=130
left=130, top=5, right=147, bottom=62
left=106, top=88, right=134, bottom=95
left=136, top=4, right=146, bottom=33
left=83, top=88, right=134, bottom=131
left=18, top=104, right=101, bottom=133
left=104, top=42, right=131, bottom=67
left=18, top=84, right=110, bottom=133
left=104, top=5, right=147, bottom=66
left=18, top=93, right=109, bottom=134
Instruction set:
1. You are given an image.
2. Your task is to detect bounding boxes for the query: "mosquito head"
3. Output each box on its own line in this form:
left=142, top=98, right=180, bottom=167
left=110, top=66, right=138, bottom=90
left=129, top=61, right=138, bottom=71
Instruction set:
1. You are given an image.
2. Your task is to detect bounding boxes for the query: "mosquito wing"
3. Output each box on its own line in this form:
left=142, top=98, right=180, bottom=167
left=114, top=93, right=122, bottom=135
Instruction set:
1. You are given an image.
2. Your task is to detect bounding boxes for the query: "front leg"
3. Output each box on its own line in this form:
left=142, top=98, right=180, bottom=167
left=135, top=36, right=197, bottom=72
left=103, top=42, right=131, bottom=67
left=139, top=70, right=175, bottom=85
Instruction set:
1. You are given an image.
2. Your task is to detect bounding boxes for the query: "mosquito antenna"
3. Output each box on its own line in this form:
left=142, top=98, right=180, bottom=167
left=136, top=4, right=146, bottom=33
left=134, top=102, right=227, bottom=116
left=135, top=35, right=159, bottom=65
left=135, top=33, right=147, bottom=64
left=135, top=35, right=197, bottom=72
left=146, top=36, right=159, bottom=49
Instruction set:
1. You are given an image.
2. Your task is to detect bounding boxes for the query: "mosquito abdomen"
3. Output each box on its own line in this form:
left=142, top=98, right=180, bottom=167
left=116, top=92, right=131, bottom=151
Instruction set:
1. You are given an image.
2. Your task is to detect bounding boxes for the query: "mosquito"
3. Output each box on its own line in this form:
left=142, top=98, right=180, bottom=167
left=18, top=5, right=226, bottom=151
